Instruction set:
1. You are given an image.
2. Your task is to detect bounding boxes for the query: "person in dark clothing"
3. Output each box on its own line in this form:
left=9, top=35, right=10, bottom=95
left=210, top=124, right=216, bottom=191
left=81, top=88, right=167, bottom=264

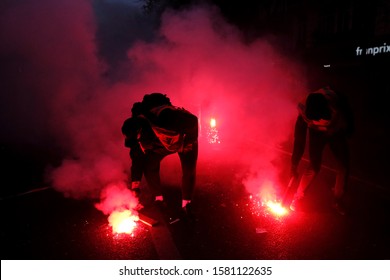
left=289, top=86, right=354, bottom=215
left=121, top=102, right=146, bottom=196
left=122, top=93, right=199, bottom=217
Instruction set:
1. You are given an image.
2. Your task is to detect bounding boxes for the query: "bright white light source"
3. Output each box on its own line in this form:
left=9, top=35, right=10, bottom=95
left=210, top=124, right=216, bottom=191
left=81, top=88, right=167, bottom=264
left=210, top=118, right=216, bottom=128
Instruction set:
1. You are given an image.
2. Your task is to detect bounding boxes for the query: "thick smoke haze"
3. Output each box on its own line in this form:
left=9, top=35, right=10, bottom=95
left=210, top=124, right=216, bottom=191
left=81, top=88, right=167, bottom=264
left=0, top=0, right=307, bottom=207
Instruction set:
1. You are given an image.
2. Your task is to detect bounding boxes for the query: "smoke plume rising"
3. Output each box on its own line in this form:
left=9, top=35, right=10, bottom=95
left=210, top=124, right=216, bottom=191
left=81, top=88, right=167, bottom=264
left=0, top=0, right=307, bottom=207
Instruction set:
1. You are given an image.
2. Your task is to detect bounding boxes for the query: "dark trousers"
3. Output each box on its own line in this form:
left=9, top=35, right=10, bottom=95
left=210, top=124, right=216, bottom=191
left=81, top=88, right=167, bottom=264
left=130, top=146, right=145, bottom=182
left=143, top=142, right=198, bottom=200
left=295, top=130, right=350, bottom=201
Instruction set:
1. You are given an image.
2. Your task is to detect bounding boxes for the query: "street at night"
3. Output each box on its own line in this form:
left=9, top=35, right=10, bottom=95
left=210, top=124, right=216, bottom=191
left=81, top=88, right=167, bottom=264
left=1, top=144, right=389, bottom=260
left=1, top=2, right=389, bottom=278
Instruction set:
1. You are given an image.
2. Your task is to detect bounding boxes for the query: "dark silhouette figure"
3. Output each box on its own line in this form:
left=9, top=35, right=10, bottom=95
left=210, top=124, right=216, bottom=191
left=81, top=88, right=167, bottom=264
left=122, top=102, right=146, bottom=195
left=289, top=86, right=354, bottom=215
left=122, top=93, right=198, bottom=218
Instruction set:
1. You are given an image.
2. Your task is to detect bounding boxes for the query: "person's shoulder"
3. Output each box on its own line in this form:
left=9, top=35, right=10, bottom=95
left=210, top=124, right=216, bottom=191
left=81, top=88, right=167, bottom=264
left=159, top=105, right=193, bottom=115
left=122, top=117, right=132, bottom=126
left=176, top=107, right=198, bottom=120
left=174, top=106, right=196, bottom=115
left=123, top=116, right=137, bottom=124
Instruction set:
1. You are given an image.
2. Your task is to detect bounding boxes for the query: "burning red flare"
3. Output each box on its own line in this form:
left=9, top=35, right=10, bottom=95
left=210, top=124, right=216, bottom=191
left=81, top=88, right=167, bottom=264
left=249, top=195, right=289, bottom=218
left=265, top=200, right=288, bottom=217
left=207, top=117, right=220, bottom=144
left=210, top=118, right=216, bottom=128
left=108, top=210, right=139, bottom=234
left=248, top=178, right=290, bottom=218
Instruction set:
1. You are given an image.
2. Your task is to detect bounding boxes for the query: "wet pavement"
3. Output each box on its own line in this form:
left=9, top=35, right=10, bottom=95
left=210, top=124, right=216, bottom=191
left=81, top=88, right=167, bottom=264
left=1, top=148, right=390, bottom=260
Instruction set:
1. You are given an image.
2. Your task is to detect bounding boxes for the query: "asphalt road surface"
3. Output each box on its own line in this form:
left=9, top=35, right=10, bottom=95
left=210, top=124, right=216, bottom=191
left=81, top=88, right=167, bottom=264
left=1, top=148, right=389, bottom=260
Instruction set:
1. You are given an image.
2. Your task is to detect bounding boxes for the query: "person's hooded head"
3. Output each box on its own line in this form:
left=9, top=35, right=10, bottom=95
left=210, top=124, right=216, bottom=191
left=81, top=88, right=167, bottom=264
left=305, top=93, right=331, bottom=121
left=142, top=93, right=171, bottom=111
left=131, top=102, right=143, bottom=117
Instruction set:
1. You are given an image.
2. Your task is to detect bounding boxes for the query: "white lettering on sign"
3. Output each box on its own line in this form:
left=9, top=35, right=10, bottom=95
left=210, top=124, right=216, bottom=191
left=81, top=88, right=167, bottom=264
left=355, top=43, right=389, bottom=56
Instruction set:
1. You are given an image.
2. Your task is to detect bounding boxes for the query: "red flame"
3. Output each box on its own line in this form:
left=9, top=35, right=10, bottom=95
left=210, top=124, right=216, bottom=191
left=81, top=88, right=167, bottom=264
left=210, top=118, right=216, bottom=128
left=265, top=200, right=288, bottom=217
left=108, top=210, right=139, bottom=234
left=248, top=179, right=290, bottom=218
left=207, top=117, right=220, bottom=144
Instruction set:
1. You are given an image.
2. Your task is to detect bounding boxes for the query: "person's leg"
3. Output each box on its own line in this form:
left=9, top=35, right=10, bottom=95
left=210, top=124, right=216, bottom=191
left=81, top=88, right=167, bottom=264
left=130, top=146, right=145, bottom=193
left=143, top=151, right=165, bottom=201
left=328, top=133, right=350, bottom=214
left=178, top=142, right=198, bottom=209
left=291, top=130, right=326, bottom=210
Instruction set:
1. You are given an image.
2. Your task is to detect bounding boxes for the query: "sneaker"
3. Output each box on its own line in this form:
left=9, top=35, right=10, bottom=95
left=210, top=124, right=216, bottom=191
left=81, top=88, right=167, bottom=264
left=129, top=181, right=141, bottom=196
left=131, top=188, right=141, bottom=198
left=332, top=203, right=346, bottom=216
left=181, top=203, right=195, bottom=222
left=131, top=181, right=141, bottom=189
left=134, top=201, right=144, bottom=211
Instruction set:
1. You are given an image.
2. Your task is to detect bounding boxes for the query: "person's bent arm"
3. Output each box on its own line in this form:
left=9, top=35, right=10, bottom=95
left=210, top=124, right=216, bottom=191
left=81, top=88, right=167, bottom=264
left=291, top=115, right=307, bottom=175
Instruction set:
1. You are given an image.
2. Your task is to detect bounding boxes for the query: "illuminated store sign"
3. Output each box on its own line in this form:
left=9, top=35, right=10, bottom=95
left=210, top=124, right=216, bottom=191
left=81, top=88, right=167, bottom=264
left=355, top=43, right=389, bottom=56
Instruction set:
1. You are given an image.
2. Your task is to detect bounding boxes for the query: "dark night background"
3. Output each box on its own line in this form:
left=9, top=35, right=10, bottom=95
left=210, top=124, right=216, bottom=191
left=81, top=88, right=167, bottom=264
left=0, top=0, right=390, bottom=262
left=1, top=0, right=389, bottom=197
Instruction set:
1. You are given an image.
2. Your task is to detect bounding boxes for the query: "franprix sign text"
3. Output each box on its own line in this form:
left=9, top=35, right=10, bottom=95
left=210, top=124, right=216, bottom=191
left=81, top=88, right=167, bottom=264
left=355, top=43, right=389, bottom=56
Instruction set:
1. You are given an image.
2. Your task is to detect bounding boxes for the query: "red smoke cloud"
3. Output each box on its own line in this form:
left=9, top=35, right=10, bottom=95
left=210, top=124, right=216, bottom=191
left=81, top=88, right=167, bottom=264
left=123, top=6, right=307, bottom=196
left=94, top=182, right=138, bottom=215
left=0, top=1, right=307, bottom=206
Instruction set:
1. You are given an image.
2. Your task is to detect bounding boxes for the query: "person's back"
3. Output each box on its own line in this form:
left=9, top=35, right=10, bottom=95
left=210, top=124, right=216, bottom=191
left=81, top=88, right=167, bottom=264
left=137, top=93, right=199, bottom=219
left=139, top=93, right=198, bottom=154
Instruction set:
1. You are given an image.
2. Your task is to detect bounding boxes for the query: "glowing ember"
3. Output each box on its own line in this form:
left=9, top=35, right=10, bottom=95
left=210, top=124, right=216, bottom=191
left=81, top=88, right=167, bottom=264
left=265, top=200, right=288, bottom=217
left=108, top=210, right=139, bottom=234
left=207, top=118, right=220, bottom=144
left=210, top=118, right=216, bottom=128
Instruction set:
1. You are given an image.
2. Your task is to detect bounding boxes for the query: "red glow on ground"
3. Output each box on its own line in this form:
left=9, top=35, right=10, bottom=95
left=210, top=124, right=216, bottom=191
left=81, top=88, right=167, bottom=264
left=108, top=210, right=139, bottom=235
